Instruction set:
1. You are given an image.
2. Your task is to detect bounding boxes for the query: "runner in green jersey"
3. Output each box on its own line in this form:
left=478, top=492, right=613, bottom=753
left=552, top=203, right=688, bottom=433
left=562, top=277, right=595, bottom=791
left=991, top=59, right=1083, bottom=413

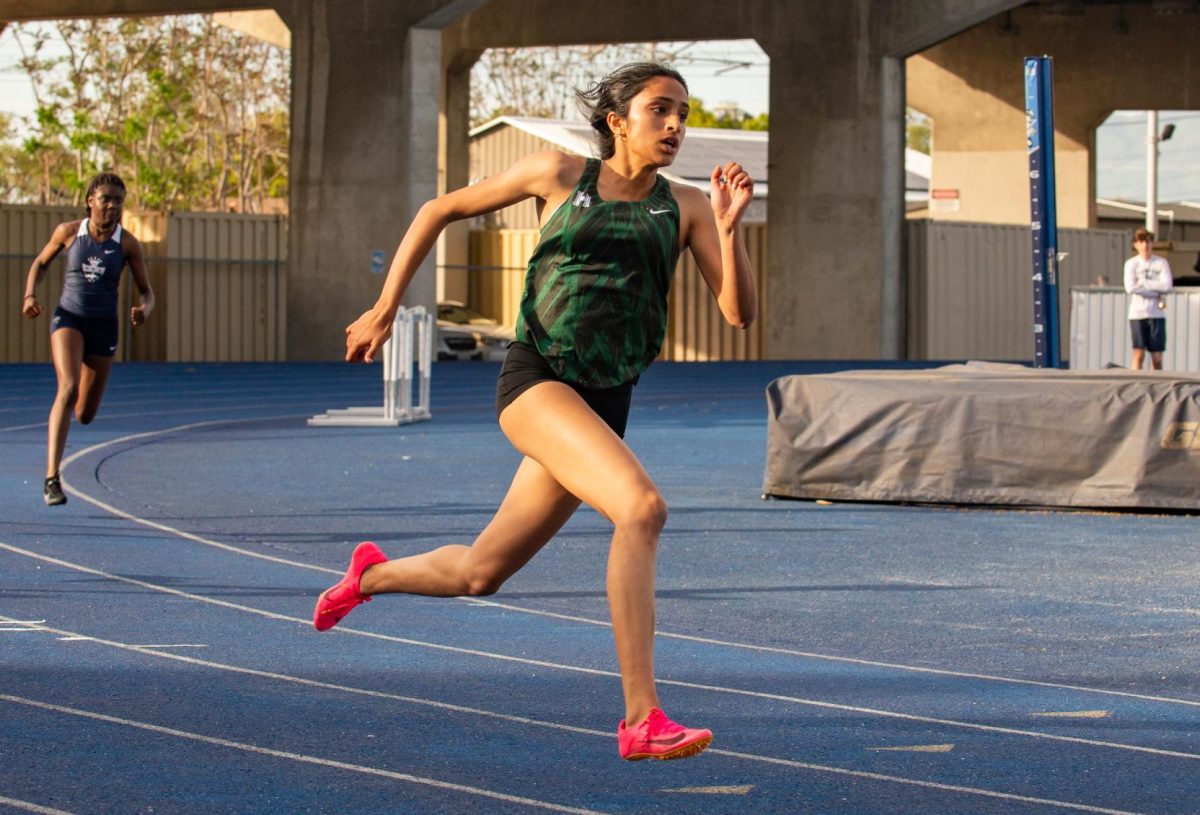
left=320, top=63, right=756, bottom=761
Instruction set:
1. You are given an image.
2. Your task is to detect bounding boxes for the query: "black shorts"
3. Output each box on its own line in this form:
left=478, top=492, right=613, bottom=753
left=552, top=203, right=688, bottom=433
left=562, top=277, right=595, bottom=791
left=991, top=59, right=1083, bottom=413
left=496, top=341, right=634, bottom=438
left=1130, top=318, right=1166, bottom=353
left=51, top=306, right=119, bottom=358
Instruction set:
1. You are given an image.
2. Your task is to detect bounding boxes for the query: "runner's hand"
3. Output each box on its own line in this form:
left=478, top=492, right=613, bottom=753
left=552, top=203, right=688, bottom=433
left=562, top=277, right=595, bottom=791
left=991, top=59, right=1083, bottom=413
left=345, top=308, right=394, bottom=363
left=22, top=295, right=42, bottom=319
left=710, top=162, right=754, bottom=229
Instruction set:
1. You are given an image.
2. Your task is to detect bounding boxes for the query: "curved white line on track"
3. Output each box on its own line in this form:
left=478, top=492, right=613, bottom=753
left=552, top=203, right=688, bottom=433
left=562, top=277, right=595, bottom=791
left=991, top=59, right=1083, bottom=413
left=0, top=796, right=77, bottom=815
left=0, top=693, right=604, bottom=815
left=3, top=541, right=1200, bottom=767
left=0, top=615, right=1151, bottom=815
left=54, top=419, right=1200, bottom=712
left=59, top=416, right=335, bottom=574
left=0, top=404, right=312, bottom=434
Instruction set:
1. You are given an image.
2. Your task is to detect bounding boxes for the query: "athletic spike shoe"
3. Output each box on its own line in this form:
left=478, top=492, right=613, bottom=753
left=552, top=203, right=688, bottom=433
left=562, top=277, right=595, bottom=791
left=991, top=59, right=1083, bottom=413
left=313, top=542, right=388, bottom=631
left=44, top=475, right=66, bottom=506
left=617, top=708, right=712, bottom=761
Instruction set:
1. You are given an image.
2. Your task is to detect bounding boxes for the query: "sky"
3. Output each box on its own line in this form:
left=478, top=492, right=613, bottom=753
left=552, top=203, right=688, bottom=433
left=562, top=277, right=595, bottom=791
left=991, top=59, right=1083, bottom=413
left=1, top=26, right=1196, bottom=204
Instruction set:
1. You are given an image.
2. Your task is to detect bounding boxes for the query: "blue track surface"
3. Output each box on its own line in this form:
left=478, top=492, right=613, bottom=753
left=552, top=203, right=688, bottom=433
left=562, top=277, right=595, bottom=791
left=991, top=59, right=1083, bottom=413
left=1, top=360, right=1198, bottom=814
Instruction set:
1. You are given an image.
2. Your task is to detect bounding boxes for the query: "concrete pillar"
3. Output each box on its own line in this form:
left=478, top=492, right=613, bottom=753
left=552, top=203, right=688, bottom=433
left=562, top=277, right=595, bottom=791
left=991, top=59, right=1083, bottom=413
left=880, top=55, right=907, bottom=359
left=284, top=0, right=445, bottom=359
left=760, top=6, right=888, bottom=359
left=438, top=48, right=481, bottom=305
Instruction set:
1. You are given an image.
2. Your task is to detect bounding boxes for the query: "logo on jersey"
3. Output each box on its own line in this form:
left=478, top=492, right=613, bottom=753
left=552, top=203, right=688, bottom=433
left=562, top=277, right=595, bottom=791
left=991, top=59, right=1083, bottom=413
left=82, top=256, right=106, bottom=283
left=573, top=191, right=592, bottom=208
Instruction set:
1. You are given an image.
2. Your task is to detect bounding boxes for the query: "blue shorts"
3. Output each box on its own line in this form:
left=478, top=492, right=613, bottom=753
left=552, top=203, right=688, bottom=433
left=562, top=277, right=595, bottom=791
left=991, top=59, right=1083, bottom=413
left=1129, top=318, right=1166, bottom=353
left=51, top=306, right=119, bottom=358
left=496, top=342, right=634, bottom=438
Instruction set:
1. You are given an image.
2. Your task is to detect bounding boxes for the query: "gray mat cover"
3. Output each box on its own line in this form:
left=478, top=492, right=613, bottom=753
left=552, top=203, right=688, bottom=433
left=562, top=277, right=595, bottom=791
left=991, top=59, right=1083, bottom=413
left=763, top=362, right=1200, bottom=511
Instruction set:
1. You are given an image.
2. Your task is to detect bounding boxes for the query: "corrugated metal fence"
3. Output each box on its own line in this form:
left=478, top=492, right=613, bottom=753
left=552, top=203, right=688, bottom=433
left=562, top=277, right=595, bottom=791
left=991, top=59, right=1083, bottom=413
left=1070, top=287, right=1200, bottom=371
left=468, top=225, right=767, bottom=362
left=8, top=208, right=1145, bottom=365
left=166, top=212, right=286, bottom=362
left=907, top=220, right=1129, bottom=361
left=2, top=205, right=285, bottom=363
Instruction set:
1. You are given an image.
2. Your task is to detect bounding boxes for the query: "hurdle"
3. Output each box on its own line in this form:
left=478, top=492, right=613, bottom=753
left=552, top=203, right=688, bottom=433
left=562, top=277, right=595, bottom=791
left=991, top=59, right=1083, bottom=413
left=308, top=306, right=433, bottom=426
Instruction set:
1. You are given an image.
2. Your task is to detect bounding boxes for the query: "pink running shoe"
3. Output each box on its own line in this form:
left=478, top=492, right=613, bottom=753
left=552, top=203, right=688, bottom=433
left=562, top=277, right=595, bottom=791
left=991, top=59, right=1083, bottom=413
left=617, top=708, right=712, bottom=761
left=313, top=542, right=388, bottom=631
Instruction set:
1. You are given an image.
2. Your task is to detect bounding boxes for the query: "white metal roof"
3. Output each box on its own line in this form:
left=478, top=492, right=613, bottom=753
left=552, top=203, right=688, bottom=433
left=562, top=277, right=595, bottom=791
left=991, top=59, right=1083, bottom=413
left=470, top=116, right=769, bottom=197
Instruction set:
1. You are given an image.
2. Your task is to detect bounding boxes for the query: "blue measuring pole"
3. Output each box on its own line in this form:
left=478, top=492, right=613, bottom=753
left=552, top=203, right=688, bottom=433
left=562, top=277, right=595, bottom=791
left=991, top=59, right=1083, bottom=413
left=1024, top=56, right=1061, bottom=368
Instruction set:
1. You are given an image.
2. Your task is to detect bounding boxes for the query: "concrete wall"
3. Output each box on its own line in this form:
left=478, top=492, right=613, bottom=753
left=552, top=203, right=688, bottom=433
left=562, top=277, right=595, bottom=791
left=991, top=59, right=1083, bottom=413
left=909, top=5, right=1200, bottom=229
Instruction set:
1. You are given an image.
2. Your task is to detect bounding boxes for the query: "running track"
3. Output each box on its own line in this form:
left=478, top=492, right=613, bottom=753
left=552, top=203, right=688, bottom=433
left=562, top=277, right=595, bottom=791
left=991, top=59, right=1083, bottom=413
left=1, top=360, right=1198, bottom=814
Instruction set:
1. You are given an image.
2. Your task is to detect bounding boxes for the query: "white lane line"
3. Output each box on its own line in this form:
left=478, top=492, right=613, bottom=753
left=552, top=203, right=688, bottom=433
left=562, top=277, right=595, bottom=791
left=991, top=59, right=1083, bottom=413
left=54, top=424, right=1200, bottom=713
left=866, top=744, right=955, bottom=753
left=662, top=786, right=754, bottom=795
left=466, top=599, right=1200, bottom=710
left=0, top=795, right=78, bottom=815
left=3, top=543, right=1200, bottom=765
left=0, top=694, right=604, bottom=815
left=0, top=616, right=1151, bottom=815
left=0, top=620, right=47, bottom=633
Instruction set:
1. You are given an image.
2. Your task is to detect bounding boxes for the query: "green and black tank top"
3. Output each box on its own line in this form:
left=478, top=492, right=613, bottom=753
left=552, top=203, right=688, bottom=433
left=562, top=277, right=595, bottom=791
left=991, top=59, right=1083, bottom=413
left=515, top=157, right=681, bottom=388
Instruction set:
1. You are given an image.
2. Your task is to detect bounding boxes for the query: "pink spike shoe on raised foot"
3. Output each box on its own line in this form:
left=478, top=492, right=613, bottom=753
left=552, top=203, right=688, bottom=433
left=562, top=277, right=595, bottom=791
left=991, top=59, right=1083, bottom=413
left=617, top=708, right=712, bottom=761
left=313, top=542, right=388, bottom=631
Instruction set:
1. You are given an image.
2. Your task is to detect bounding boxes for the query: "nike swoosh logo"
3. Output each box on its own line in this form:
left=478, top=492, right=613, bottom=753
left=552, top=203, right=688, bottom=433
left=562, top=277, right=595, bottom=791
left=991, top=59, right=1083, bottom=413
left=646, top=733, right=686, bottom=746
left=648, top=208, right=671, bottom=215
left=104, top=249, right=116, bottom=254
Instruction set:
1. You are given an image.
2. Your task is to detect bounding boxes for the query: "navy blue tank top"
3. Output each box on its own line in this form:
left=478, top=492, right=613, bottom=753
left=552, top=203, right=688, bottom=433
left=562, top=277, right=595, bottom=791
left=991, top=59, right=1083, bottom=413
left=59, top=220, right=125, bottom=318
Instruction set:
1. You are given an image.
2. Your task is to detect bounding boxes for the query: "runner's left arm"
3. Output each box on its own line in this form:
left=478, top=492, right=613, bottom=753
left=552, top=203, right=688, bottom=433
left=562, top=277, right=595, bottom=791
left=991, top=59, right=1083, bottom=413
left=124, top=233, right=155, bottom=326
left=679, top=162, right=757, bottom=329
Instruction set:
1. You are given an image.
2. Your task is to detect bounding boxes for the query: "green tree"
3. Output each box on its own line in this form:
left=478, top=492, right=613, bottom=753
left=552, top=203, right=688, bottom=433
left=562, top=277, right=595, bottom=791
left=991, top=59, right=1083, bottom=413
left=907, top=108, right=931, bottom=154
left=686, top=96, right=768, bottom=131
left=470, top=45, right=769, bottom=132
left=0, top=113, right=40, bottom=201
left=4, top=16, right=289, bottom=212
left=471, top=44, right=669, bottom=126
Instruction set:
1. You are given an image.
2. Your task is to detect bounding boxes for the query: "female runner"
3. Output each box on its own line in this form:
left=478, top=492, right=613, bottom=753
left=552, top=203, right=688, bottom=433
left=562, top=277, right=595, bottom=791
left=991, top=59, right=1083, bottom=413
left=315, top=63, right=755, bottom=761
left=23, top=172, right=154, bottom=506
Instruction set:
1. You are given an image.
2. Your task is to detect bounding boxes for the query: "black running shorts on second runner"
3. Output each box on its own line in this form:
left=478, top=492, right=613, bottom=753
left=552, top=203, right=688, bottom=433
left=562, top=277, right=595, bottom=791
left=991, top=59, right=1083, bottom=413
left=496, top=341, right=634, bottom=438
left=51, top=305, right=119, bottom=357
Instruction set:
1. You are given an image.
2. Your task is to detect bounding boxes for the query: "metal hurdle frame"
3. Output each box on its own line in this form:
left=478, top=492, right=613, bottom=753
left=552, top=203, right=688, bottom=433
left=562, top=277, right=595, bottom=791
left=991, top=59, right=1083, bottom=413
left=308, top=306, right=433, bottom=426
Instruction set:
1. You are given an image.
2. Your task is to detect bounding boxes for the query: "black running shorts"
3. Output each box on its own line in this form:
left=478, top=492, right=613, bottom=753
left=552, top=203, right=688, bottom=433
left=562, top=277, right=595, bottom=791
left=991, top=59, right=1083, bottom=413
left=51, top=305, right=119, bottom=358
left=496, top=341, right=634, bottom=438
